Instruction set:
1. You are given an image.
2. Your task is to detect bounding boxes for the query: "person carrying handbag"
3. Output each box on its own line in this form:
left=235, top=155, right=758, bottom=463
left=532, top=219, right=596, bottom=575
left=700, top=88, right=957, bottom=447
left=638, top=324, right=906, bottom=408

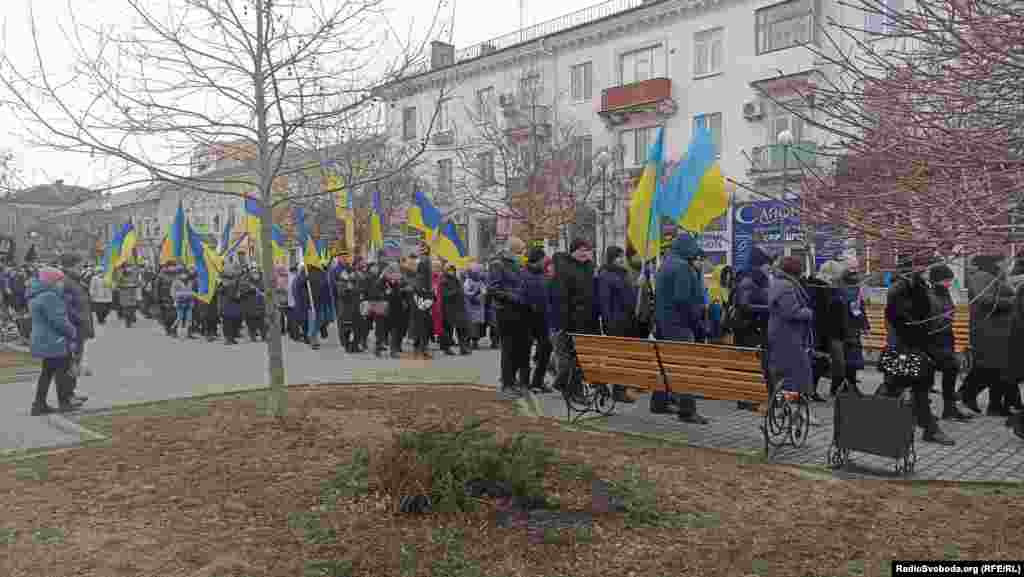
left=881, top=258, right=954, bottom=445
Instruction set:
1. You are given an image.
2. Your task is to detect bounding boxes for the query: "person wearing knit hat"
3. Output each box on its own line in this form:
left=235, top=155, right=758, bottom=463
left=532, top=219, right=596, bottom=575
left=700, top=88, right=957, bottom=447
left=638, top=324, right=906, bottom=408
left=883, top=255, right=955, bottom=445
left=28, top=266, right=80, bottom=415
left=927, top=263, right=973, bottom=421
left=961, top=253, right=1020, bottom=417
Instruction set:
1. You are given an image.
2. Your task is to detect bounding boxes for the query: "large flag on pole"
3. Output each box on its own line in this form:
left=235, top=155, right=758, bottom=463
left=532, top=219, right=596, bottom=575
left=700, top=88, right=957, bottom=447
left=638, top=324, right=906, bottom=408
left=369, top=190, right=384, bottom=251
left=435, top=220, right=469, bottom=268
left=186, top=222, right=223, bottom=303
left=407, top=191, right=443, bottom=243
left=627, top=127, right=664, bottom=260
left=656, top=125, right=728, bottom=232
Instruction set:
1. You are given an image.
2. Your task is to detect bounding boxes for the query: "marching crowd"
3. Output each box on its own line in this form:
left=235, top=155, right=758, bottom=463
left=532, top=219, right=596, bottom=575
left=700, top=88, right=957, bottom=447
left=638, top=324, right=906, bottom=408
left=7, top=232, right=1024, bottom=444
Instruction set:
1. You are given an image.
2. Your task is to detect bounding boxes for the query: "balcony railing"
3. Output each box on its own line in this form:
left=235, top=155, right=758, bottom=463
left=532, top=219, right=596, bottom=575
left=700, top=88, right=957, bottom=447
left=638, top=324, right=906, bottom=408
left=600, top=78, right=672, bottom=113
left=406, top=0, right=666, bottom=76
left=749, top=141, right=820, bottom=172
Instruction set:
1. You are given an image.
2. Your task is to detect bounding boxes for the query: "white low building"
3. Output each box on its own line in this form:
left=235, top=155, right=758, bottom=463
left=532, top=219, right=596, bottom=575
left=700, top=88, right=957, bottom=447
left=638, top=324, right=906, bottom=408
left=376, top=0, right=881, bottom=265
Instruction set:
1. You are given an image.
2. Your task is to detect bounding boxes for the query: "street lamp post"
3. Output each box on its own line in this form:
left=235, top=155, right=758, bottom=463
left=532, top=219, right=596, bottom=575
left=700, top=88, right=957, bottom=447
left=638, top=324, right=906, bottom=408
left=777, top=129, right=794, bottom=263
left=594, top=148, right=613, bottom=258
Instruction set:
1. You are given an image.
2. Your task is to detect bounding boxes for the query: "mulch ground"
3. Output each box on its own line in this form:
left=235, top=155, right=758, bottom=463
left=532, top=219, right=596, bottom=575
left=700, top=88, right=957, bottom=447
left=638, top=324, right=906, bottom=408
left=1, top=384, right=1022, bottom=577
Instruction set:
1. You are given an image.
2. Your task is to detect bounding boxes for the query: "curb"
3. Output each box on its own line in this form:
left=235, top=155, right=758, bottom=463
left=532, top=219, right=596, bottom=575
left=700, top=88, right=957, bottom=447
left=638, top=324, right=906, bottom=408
left=45, top=414, right=108, bottom=443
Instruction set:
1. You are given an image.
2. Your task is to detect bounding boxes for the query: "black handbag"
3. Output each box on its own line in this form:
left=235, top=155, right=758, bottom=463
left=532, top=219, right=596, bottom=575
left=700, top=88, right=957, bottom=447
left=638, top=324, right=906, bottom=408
left=878, top=347, right=934, bottom=379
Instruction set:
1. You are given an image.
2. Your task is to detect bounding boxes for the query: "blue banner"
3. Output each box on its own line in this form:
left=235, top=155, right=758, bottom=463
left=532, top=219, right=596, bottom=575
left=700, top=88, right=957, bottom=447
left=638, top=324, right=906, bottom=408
left=732, top=201, right=801, bottom=272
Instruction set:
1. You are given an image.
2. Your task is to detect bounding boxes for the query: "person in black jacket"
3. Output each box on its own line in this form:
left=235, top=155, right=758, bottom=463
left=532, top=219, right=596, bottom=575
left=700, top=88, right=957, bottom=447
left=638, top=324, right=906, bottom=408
left=489, top=237, right=528, bottom=396
left=411, top=242, right=434, bottom=359
left=440, top=262, right=471, bottom=356
left=553, top=238, right=598, bottom=395
left=522, top=246, right=553, bottom=392
left=928, top=264, right=973, bottom=421
left=884, top=258, right=954, bottom=445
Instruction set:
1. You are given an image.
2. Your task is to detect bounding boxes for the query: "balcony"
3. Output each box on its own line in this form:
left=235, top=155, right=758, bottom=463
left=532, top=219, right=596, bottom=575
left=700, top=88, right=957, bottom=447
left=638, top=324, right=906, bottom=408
left=748, top=141, right=820, bottom=173
left=599, top=78, right=677, bottom=126
left=504, top=105, right=553, bottom=141
left=431, top=129, right=455, bottom=146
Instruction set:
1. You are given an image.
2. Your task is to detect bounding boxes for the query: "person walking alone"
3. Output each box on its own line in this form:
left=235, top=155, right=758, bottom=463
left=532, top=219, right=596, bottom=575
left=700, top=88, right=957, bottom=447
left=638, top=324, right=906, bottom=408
left=29, top=267, right=79, bottom=415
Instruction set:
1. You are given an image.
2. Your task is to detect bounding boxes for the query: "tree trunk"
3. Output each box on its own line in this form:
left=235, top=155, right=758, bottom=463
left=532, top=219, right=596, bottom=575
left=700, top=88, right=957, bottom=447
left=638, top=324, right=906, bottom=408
left=254, top=2, right=287, bottom=418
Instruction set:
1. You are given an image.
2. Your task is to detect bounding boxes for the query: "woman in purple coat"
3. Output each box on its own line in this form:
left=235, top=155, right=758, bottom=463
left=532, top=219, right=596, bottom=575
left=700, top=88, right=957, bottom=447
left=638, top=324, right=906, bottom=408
left=462, top=264, right=487, bottom=348
left=767, top=256, right=814, bottom=396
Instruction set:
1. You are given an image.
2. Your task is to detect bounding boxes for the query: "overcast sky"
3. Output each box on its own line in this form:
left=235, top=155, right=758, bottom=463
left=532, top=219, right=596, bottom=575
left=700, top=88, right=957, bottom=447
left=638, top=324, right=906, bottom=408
left=0, top=0, right=599, bottom=191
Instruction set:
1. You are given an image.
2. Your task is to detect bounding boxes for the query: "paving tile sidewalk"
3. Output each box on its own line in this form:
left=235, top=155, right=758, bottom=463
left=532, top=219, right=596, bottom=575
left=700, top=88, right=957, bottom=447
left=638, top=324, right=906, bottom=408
left=529, top=372, right=1024, bottom=482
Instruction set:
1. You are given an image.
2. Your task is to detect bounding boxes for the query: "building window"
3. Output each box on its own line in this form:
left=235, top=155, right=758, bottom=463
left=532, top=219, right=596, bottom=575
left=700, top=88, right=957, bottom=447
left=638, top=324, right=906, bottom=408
left=520, top=74, right=542, bottom=103
left=755, top=0, right=816, bottom=54
left=693, top=113, right=723, bottom=156
left=570, top=62, right=593, bottom=102
left=402, top=106, right=417, bottom=141
left=620, top=126, right=658, bottom=167
left=767, top=101, right=805, bottom=144
left=437, top=158, right=453, bottom=194
left=477, top=152, right=495, bottom=185
left=620, top=44, right=661, bottom=85
left=865, top=0, right=903, bottom=34
left=476, top=86, right=494, bottom=118
left=437, top=99, right=452, bottom=132
left=694, top=28, right=724, bottom=77
left=573, top=135, right=593, bottom=179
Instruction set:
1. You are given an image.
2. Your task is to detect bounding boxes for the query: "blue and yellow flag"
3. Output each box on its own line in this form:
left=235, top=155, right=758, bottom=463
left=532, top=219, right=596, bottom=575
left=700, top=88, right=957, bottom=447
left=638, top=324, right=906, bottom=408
left=658, top=125, right=728, bottom=233
left=369, top=191, right=384, bottom=250
left=435, top=220, right=469, bottom=269
left=186, top=222, right=223, bottom=303
left=293, top=207, right=323, bottom=269
left=220, top=212, right=235, bottom=255
left=105, top=222, right=137, bottom=284
left=407, top=191, right=442, bottom=242
left=271, top=225, right=287, bottom=265
left=627, top=127, right=664, bottom=260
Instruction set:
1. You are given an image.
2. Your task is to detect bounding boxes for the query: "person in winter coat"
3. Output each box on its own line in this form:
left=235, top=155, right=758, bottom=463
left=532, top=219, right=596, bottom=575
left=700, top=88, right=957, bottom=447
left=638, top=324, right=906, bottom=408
left=355, top=260, right=373, bottom=351
left=202, top=277, right=220, bottom=341
left=840, top=256, right=869, bottom=389
left=597, top=245, right=639, bottom=403
left=241, top=270, right=265, bottom=342
left=304, top=263, right=329, bottom=349
left=521, top=247, right=552, bottom=392
left=431, top=259, right=445, bottom=345
left=117, top=265, right=141, bottom=327
left=375, top=263, right=410, bottom=358
left=172, top=272, right=195, bottom=339
left=219, top=272, right=244, bottom=345
left=767, top=256, right=815, bottom=401
left=333, top=260, right=362, bottom=352
left=489, top=237, right=528, bottom=395
left=884, top=257, right=954, bottom=445
left=410, top=242, right=435, bottom=358
left=59, top=254, right=93, bottom=400
left=29, top=267, right=79, bottom=415
left=732, top=249, right=772, bottom=351
left=654, top=234, right=708, bottom=424
left=553, top=239, right=598, bottom=396
left=155, top=266, right=176, bottom=336
left=463, top=263, right=487, bottom=349
left=811, top=260, right=850, bottom=400
left=89, top=271, right=113, bottom=325
left=960, top=254, right=1017, bottom=415
left=440, top=262, right=471, bottom=356
left=928, top=264, right=973, bottom=421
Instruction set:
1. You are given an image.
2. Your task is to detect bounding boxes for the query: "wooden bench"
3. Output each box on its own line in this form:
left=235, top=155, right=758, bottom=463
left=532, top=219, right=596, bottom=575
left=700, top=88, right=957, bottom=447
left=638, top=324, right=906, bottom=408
left=568, top=334, right=810, bottom=457
left=862, top=304, right=971, bottom=355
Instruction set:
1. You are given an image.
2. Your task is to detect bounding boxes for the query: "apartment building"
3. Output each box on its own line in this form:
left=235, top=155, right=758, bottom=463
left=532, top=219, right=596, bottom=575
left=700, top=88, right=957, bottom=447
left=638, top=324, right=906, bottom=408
left=376, top=0, right=874, bottom=264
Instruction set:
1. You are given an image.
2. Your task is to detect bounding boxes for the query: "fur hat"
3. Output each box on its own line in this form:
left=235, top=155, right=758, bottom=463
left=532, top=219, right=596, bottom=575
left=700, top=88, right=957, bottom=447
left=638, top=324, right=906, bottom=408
left=37, top=266, right=65, bottom=285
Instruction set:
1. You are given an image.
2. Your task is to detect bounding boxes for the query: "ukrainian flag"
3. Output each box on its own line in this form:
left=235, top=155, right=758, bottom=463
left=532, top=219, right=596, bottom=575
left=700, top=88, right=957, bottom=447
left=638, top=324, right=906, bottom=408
left=627, top=127, right=664, bottom=260
left=407, top=191, right=442, bottom=242
left=657, top=125, right=728, bottom=232
left=244, top=194, right=263, bottom=251
left=220, top=213, right=235, bottom=255
left=369, top=191, right=384, bottom=250
left=293, top=207, right=323, bottom=269
left=105, top=222, right=137, bottom=284
left=186, top=222, right=223, bottom=303
left=159, top=234, right=174, bottom=265
left=168, top=201, right=194, bottom=267
left=435, top=220, right=469, bottom=269
left=271, top=225, right=287, bottom=265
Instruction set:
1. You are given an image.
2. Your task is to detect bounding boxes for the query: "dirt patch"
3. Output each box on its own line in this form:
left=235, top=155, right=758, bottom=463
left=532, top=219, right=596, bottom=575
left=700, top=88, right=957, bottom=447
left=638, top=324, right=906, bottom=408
left=0, top=384, right=1022, bottom=577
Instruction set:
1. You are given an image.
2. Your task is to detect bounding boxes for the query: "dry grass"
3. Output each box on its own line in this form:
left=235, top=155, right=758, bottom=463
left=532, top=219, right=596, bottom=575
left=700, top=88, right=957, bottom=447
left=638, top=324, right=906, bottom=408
left=0, top=384, right=1021, bottom=577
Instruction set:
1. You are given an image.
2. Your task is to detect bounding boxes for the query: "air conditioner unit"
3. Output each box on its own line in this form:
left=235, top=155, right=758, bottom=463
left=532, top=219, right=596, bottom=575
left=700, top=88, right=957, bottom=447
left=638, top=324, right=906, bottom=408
left=743, top=100, right=763, bottom=120
left=498, top=93, right=515, bottom=108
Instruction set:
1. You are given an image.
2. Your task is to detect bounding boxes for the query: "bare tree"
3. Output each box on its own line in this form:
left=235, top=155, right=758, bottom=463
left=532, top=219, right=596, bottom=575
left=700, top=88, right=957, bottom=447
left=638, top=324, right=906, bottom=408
left=758, top=0, right=1024, bottom=268
left=0, top=0, right=448, bottom=416
left=449, top=78, right=602, bottom=248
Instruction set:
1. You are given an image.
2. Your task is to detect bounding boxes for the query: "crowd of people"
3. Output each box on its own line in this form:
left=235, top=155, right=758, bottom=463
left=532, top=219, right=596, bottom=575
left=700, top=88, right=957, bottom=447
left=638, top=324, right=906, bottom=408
left=10, top=232, right=1024, bottom=444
